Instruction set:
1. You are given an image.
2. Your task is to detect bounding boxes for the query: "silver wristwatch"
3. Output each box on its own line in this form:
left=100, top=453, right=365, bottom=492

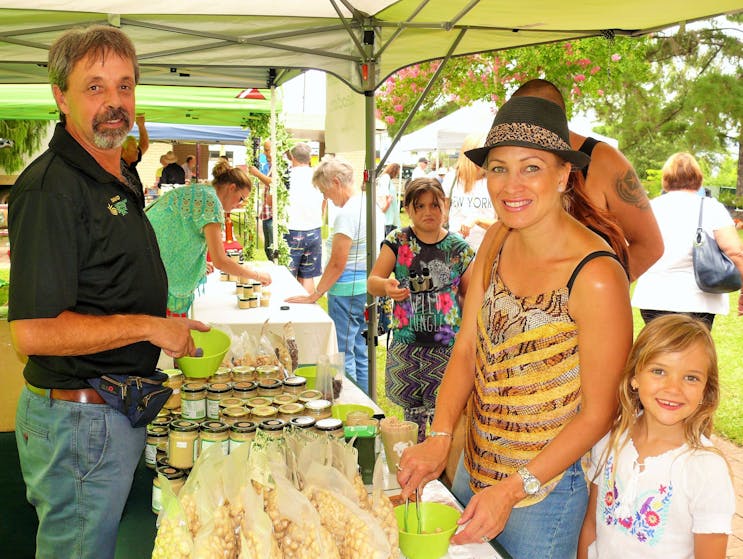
left=517, top=467, right=541, bottom=495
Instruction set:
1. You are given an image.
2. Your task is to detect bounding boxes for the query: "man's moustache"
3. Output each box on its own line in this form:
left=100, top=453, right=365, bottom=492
left=93, top=108, right=131, bottom=128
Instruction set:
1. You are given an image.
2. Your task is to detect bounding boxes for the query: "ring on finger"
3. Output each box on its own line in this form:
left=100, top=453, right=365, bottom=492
left=396, top=464, right=403, bottom=472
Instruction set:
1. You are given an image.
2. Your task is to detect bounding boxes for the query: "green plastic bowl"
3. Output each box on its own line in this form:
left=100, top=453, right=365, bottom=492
left=175, top=328, right=231, bottom=378
left=294, top=365, right=317, bottom=389
left=331, top=403, right=375, bottom=422
left=395, top=502, right=460, bottom=559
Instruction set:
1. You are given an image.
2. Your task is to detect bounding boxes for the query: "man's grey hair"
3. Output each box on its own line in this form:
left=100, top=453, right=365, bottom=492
left=312, top=156, right=354, bottom=191
left=48, top=25, right=139, bottom=92
left=290, top=142, right=312, bottom=165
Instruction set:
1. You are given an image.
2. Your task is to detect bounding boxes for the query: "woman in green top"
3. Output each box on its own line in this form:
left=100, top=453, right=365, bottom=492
left=146, top=167, right=271, bottom=315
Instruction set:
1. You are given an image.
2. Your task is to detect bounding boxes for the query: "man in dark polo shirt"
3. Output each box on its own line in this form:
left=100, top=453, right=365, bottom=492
left=8, top=26, right=207, bottom=559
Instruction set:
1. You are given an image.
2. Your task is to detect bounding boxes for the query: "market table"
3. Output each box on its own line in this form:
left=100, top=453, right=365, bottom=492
left=191, top=263, right=338, bottom=365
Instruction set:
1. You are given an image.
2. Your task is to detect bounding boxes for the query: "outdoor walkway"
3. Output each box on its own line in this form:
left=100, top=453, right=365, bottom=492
left=714, top=436, right=743, bottom=558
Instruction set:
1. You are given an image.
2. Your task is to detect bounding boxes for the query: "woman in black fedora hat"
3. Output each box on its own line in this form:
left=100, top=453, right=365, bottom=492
left=397, top=96, right=633, bottom=558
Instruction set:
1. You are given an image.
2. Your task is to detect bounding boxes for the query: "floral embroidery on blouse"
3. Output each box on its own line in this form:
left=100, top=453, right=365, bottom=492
left=600, top=454, right=673, bottom=545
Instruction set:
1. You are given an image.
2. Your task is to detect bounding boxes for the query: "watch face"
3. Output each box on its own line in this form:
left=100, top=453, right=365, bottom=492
left=525, top=478, right=540, bottom=494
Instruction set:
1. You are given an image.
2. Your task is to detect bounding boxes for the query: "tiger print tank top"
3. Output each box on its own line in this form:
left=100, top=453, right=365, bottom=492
left=464, top=249, right=617, bottom=506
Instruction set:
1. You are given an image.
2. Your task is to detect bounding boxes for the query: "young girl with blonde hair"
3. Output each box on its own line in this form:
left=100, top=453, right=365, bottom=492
left=579, top=314, right=734, bottom=559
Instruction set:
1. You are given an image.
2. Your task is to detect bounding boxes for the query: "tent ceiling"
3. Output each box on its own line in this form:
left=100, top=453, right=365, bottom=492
left=0, top=1, right=740, bottom=93
left=0, top=84, right=274, bottom=126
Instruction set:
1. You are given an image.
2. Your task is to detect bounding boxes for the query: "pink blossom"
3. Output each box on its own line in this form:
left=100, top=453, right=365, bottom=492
left=393, top=304, right=409, bottom=327
left=611, top=53, right=621, bottom=62
left=436, top=292, right=454, bottom=315
left=590, top=65, right=601, bottom=75
left=398, top=244, right=414, bottom=267
left=384, top=115, right=395, bottom=125
left=597, top=89, right=605, bottom=96
left=375, top=109, right=382, bottom=119
left=571, top=86, right=582, bottom=96
left=490, top=93, right=499, bottom=102
left=574, top=74, right=586, bottom=82
left=576, top=58, right=591, bottom=68
left=393, top=104, right=404, bottom=112
left=410, top=84, right=418, bottom=93
left=467, top=70, right=474, bottom=79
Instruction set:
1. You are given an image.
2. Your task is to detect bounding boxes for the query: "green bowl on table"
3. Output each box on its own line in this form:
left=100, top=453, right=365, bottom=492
left=394, top=502, right=460, bottom=559
left=294, top=365, right=317, bottom=389
left=175, top=328, right=231, bottom=378
left=331, top=403, right=375, bottom=422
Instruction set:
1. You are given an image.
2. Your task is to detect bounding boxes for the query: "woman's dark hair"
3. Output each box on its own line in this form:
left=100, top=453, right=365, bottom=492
left=403, top=178, right=445, bottom=208
left=565, top=171, right=629, bottom=271
left=212, top=167, right=251, bottom=192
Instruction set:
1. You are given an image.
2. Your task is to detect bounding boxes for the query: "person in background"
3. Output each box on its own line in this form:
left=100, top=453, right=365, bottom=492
left=578, top=314, right=734, bottom=559
left=286, top=156, right=384, bottom=395
left=368, top=178, right=475, bottom=441
left=160, top=150, right=186, bottom=185
left=397, top=96, right=633, bottom=557
left=120, top=112, right=148, bottom=205
left=284, top=142, right=324, bottom=293
left=442, top=134, right=497, bottom=252
left=411, top=156, right=429, bottom=180
left=376, top=162, right=402, bottom=236
left=181, top=154, right=196, bottom=181
left=513, top=79, right=663, bottom=280
left=146, top=166, right=271, bottom=316
left=155, top=153, right=167, bottom=187
left=249, top=140, right=276, bottom=260
left=8, top=25, right=207, bottom=559
left=631, top=152, right=743, bottom=328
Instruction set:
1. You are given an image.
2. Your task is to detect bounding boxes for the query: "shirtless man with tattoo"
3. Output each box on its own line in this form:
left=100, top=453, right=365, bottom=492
left=513, top=79, right=664, bottom=280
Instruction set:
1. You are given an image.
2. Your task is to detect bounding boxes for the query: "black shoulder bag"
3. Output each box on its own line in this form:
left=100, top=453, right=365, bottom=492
left=692, top=197, right=741, bottom=293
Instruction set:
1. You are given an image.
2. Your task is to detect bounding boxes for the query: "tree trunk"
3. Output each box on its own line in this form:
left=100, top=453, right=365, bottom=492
left=737, top=128, right=743, bottom=197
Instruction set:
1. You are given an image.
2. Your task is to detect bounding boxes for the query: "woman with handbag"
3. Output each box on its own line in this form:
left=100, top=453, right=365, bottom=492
left=632, top=152, right=743, bottom=329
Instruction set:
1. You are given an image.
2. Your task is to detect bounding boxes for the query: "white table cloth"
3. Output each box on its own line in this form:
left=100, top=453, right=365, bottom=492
left=191, top=263, right=338, bottom=365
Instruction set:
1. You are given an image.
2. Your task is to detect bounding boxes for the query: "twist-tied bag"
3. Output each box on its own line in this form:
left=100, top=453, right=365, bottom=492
left=87, top=370, right=172, bottom=428
left=692, top=198, right=741, bottom=294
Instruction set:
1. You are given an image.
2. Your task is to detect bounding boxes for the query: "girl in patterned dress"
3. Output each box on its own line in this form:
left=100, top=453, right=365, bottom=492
left=396, top=96, right=634, bottom=558
left=368, top=178, right=475, bottom=441
left=579, top=314, right=734, bottom=559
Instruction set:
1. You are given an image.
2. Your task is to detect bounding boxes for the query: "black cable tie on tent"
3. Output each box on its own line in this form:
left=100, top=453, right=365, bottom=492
left=601, top=29, right=616, bottom=41
left=267, top=68, right=277, bottom=88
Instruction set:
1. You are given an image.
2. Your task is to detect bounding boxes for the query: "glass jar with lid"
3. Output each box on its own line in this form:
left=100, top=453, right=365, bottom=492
left=208, top=366, right=232, bottom=384
left=229, top=421, right=257, bottom=451
left=232, top=366, right=256, bottom=383
left=168, top=419, right=200, bottom=469
left=257, top=378, right=283, bottom=398
left=258, top=419, right=286, bottom=439
left=231, top=380, right=257, bottom=401
left=199, top=420, right=230, bottom=456
left=273, top=393, right=298, bottom=407
left=289, top=416, right=316, bottom=430
left=181, top=383, right=207, bottom=421
left=145, top=425, right=169, bottom=469
left=206, top=382, right=233, bottom=420
left=277, top=402, right=305, bottom=422
left=250, top=405, right=278, bottom=422
left=152, top=466, right=186, bottom=514
left=246, top=396, right=273, bottom=409
left=256, top=364, right=281, bottom=382
left=161, top=368, right=184, bottom=410
left=219, top=397, right=245, bottom=412
left=220, top=405, right=249, bottom=426
left=149, top=415, right=172, bottom=430
left=298, top=389, right=323, bottom=404
left=282, top=376, right=307, bottom=395
left=314, top=418, right=345, bottom=439
left=304, top=399, right=332, bottom=420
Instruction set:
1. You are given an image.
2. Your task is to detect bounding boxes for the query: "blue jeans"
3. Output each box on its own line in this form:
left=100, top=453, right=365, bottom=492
left=327, top=293, right=369, bottom=394
left=15, top=387, right=145, bottom=559
left=452, top=453, right=587, bottom=559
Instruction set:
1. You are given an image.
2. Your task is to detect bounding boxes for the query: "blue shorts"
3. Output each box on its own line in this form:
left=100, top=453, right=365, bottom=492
left=284, top=227, right=322, bottom=279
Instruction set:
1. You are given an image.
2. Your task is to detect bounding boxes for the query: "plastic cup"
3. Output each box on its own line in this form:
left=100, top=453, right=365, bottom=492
left=380, top=419, right=418, bottom=474
left=394, top=502, right=461, bottom=559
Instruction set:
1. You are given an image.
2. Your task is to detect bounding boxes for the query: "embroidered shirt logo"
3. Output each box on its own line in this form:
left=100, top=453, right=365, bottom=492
left=108, top=195, right=128, bottom=216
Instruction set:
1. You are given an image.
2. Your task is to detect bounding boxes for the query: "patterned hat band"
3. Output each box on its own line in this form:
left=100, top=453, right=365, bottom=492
left=485, top=122, right=572, bottom=153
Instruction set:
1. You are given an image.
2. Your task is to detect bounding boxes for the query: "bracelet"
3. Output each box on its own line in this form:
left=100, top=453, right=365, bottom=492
left=428, top=431, right=452, bottom=438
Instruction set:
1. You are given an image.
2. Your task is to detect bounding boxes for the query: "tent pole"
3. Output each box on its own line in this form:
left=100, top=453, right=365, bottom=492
left=365, top=87, right=377, bottom=402
left=270, top=83, right=278, bottom=262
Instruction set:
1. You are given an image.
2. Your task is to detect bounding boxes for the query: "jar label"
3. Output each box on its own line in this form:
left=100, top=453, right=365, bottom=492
left=182, top=398, right=206, bottom=420
left=145, top=443, right=157, bottom=466
left=151, top=484, right=162, bottom=514
left=206, top=399, right=221, bottom=420
left=175, top=441, right=187, bottom=448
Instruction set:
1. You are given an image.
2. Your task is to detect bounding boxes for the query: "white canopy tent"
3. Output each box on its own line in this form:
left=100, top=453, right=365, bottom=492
left=1, top=0, right=740, bottom=397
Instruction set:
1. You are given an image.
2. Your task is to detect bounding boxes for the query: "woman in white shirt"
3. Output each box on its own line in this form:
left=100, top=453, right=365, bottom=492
left=632, top=152, right=743, bottom=328
left=442, top=134, right=497, bottom=252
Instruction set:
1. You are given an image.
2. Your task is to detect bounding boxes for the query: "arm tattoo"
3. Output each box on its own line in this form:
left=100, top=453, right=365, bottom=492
left=615, top=169, right=649, bottom=210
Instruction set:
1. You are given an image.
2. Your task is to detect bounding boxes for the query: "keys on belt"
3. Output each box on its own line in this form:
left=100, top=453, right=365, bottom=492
left=26, top=382, right=106, bottom=405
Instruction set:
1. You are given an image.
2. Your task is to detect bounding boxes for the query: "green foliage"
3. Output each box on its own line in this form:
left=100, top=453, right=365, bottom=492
left=0, top=120, right=49, bottom=173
